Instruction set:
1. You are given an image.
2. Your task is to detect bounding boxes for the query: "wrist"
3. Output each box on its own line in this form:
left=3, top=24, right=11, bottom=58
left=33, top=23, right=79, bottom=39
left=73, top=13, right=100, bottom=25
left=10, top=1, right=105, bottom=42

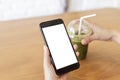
left=111, top=30, right=120, bottom=44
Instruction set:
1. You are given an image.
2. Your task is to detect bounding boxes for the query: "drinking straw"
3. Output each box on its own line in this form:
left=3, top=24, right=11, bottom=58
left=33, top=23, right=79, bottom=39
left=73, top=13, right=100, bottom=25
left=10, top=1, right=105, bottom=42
left=78, top=14, right=96, bottom=35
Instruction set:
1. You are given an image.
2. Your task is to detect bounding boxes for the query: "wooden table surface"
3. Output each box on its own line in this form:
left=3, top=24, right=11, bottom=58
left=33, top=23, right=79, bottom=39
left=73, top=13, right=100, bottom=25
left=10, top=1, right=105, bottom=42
left=0, top=8, right=120, bottom=80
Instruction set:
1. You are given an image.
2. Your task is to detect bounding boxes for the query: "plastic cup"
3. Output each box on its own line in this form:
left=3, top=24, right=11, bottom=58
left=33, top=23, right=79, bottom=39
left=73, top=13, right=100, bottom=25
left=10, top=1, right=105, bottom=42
left=67, top=19, right=92, bottom=60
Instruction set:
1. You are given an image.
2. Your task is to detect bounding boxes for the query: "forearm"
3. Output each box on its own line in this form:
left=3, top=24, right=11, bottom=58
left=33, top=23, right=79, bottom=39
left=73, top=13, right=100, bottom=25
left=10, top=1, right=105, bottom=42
left=111, top=30, right=120, bottom=44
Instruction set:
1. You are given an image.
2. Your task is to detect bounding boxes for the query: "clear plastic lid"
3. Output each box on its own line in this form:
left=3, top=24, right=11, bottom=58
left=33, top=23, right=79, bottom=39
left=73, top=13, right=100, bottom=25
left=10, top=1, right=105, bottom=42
left=67, top=19, right=92, bottom=41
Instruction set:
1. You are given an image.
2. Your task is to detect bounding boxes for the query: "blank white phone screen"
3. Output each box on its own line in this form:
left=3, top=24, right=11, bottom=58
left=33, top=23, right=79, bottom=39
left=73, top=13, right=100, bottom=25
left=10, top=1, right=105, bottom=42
left=43, top=24, right=78, bottom=69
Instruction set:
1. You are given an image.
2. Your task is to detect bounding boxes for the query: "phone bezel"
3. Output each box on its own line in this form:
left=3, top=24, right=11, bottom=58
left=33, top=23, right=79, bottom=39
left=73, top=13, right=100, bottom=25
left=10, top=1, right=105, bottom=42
left=39, top=19, right=80, bottom=75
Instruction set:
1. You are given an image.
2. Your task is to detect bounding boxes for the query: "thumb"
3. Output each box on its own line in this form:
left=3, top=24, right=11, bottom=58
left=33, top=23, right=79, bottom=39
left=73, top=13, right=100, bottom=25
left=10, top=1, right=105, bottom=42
left=81, top=35, right=96, bottom=45
left=44, top=46, right=51, bottom=67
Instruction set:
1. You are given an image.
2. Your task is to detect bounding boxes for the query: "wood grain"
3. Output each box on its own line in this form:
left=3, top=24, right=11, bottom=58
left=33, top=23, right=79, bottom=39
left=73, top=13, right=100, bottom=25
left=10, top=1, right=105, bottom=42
left=0, top=8, right=120, bottom=80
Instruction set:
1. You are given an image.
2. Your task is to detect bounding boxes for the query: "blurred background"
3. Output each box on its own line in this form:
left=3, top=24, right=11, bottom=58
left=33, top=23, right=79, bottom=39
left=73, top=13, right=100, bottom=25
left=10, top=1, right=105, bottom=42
left=0, top=0, right=120, bottom=21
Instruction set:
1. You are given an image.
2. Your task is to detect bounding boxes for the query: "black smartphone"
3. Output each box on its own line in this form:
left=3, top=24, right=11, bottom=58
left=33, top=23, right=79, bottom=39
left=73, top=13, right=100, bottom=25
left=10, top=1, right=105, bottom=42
left=40, top=19, right=80, bottom=75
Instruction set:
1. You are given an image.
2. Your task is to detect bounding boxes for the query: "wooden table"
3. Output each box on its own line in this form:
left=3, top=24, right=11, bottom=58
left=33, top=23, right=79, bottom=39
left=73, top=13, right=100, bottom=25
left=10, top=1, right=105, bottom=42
left=0, top=8, right=120, bottom=80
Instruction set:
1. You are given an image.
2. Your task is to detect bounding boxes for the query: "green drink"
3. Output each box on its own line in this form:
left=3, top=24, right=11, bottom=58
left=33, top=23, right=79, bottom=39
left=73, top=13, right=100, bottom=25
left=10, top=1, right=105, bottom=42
left=67, top=19, right=92, bottom=60
left=72, top=40, right=88, bottom=60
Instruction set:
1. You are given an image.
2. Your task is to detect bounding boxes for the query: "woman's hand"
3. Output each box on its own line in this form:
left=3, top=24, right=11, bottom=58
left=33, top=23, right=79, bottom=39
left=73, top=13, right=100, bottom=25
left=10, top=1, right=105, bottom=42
left=43, top=45, right=79, bottom=80
left=81, top=20, right=114, bottom=45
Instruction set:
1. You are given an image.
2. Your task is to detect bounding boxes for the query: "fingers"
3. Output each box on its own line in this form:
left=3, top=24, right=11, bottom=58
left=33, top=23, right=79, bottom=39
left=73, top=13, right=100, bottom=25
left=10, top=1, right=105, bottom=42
left=81, top=35, right=95, bottom=45
left=76, top=52, right=80, bottom=57
left=81, top=38, right=91, bottom=45
left=73, top=44, right=80, bottom=57
left=44, top=45, right=51, bottom=67
left=73, top=44, right=78, bottom=51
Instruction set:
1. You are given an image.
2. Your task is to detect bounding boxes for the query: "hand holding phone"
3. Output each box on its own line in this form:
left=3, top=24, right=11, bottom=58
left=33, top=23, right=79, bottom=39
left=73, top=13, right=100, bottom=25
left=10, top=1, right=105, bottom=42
left=44, top=45, right=69, bottom=80
left=40, top=19, right=80, bottom=75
